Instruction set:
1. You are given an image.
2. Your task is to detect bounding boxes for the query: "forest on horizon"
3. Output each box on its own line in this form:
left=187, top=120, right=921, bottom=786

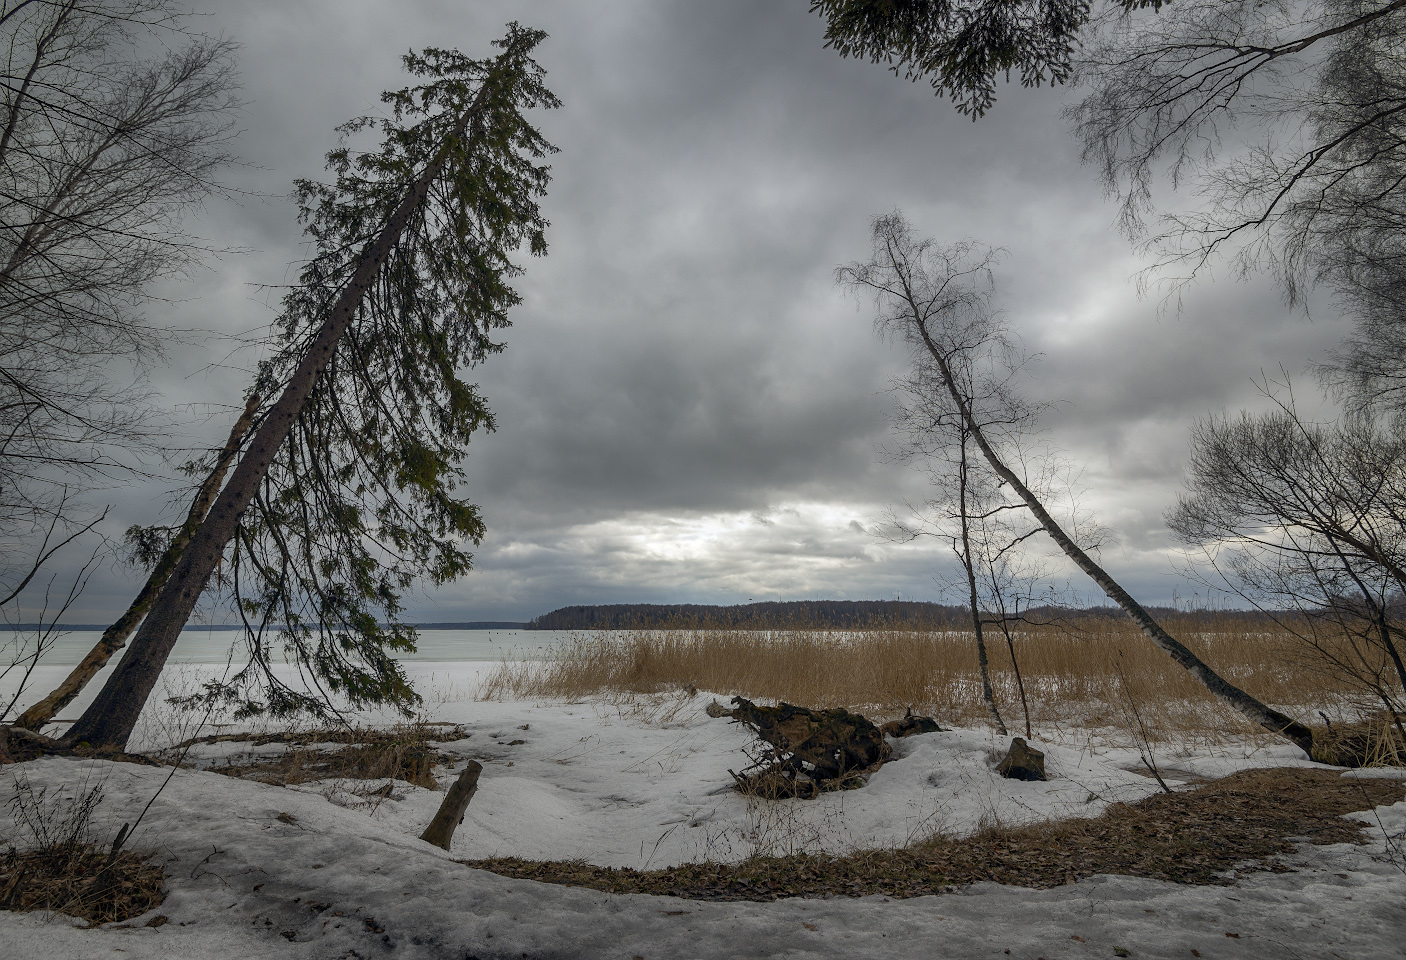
left=522, top=600, right=1280, bottom=631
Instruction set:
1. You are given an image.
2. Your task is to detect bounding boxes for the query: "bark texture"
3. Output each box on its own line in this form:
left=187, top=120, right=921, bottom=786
left=16, top=394, right=260, bottom=731
left=61, top=104, right=482, bottom=751
left=420, top=761, right=483, bottom=851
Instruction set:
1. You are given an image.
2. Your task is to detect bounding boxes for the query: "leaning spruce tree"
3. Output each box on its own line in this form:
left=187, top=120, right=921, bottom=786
left=15, top=394, right=261, bottom=731
left=62, top=24, right=557, bottom=750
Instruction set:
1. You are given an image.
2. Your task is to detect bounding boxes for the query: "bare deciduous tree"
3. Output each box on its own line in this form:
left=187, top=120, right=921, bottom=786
left=0, top=0, right=239, bottom=536
left=1068, top=0, right=1406, bottom=310
left=875, top=238, right=1050, bottom=735
left=976, top=535, right=1057, bottom=739
left=844, top=212, right=1316, bottom=753
left=1169, top=384, right=1406, bottom=732
left=1308, top=6, right=1406, bottom=412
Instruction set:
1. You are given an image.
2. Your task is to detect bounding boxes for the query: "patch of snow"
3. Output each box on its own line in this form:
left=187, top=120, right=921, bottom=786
left=3, top=664, right=1404, bottom=958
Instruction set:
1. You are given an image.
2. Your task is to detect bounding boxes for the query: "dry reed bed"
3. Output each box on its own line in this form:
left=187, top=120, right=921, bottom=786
left=480, top=616, right=1386, bottom=740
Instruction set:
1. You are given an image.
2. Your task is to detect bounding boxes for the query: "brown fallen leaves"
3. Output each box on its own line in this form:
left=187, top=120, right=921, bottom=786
left=461, top=768, right=1403, bottom=901
left=0, top=847, right=164, bottom=924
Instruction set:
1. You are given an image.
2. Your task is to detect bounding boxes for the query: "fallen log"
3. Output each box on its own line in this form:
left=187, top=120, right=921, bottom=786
left=0, top=724, right=66, bottom=764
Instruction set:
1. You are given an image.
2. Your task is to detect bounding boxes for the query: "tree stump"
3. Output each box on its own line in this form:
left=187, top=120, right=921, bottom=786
left=997, top=737, right=1046, bottom=781
left=419, top=760, right=483, bottom=850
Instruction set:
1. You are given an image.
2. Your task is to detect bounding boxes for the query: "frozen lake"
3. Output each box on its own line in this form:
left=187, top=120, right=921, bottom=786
left=0, top=628, right=574, bottom=728
left=0, top=627, right=575, bottom=665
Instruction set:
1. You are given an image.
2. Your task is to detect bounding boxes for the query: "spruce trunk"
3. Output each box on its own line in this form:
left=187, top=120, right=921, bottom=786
left=61, top=112, right=478, bottom=751
left=15, top=395, right=260, bottom=731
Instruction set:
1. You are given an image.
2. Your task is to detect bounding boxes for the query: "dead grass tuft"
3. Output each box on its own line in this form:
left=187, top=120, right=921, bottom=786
left=182, top=722, right=468, bottom=789
left=462, top=768, right=1405, bottom=901
left=0, top=846, right=164, bottom=924
left=1311, top=712, right=1406, bottom=768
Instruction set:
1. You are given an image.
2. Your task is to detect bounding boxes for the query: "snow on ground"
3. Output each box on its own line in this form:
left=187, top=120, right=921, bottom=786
left=165, top=696, right=1170, bottom=868
left=3, top=662, right=1405, bottom=958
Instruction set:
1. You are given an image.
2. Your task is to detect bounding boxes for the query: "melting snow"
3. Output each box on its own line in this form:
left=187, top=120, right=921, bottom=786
left=2, top=663, right=1403, bottom=958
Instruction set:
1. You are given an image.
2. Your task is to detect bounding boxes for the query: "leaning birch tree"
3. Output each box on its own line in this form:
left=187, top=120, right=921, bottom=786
left=56, top=24, right=557, bottom=751
left=843, top=213, right=1316, bottom=753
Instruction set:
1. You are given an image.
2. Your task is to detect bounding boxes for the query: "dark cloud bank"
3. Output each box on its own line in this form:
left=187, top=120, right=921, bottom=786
left=48, top=1, right=1347, bottom=623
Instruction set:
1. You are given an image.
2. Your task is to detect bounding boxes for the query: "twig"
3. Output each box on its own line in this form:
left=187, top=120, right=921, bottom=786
left=1115, top=655, right=1173, bottom=795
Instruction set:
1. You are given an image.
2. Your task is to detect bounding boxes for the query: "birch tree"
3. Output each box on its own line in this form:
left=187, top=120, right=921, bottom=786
left=879, top=239, right=1036, bottom=735
left=843, top=212, right=1316, bottom=753
left=0, top=0, right=239, bottom=538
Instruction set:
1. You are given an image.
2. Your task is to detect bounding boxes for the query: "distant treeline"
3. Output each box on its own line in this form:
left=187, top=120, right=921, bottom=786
left=526, top=601, right=961, bottom=630
left=523, top=601, right=1285, bottom=631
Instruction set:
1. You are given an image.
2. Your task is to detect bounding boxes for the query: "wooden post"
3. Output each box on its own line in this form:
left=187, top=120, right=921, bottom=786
left=419, top=761, right=483, bottom=851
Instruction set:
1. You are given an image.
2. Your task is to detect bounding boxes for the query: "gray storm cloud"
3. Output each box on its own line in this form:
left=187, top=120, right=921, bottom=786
left=35, top=0, right=1341, bottom=623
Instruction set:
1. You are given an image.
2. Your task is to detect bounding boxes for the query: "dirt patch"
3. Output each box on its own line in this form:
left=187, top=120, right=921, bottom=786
left=461, top=768, right=1404, bottom=901
left=0, top=847, right=164, bottom=924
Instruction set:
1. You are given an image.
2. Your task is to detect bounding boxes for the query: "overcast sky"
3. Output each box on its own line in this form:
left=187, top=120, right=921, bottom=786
left=42, top=0, right=1350, bottom=624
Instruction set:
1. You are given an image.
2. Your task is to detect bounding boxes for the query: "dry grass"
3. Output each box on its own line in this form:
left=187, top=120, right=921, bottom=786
left=462, top=768, right=1405, bottom=901
left=2, top=771, right=164, bottom=924
left=1311, top=713, right=1406, bottom=767
left=480, top=615, right=1397, bottom=743
left=0, top=847, right=164, bottom=924
left=177, top=722, right=469, bottom=789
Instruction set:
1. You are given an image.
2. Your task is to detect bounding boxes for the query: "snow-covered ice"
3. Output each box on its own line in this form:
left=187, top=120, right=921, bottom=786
left=2, top=661, right=1404, bottom=958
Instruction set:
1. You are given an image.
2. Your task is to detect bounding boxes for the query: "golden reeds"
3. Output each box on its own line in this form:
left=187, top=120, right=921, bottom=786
left=479, top=613, right=1391, bottom=741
